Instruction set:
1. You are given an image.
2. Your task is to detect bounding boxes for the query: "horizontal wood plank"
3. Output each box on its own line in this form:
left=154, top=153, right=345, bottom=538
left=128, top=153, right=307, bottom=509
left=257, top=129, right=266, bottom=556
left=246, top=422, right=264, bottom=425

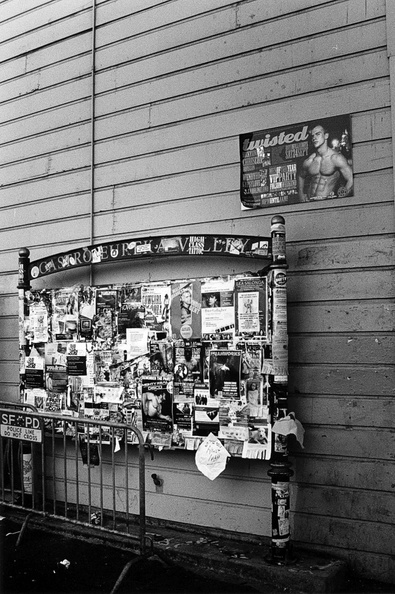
left=96, top=19, right=385, bottom=97
left=291, top=455, right=395, bottom=491
left=3, top=194, right=393, bottom=262
left=288, top=269, right=393, bottom=302
left=236, top=0, right=385, bottom=28
left=288, top=302, right=395, bottom=333
left=288, top=333, right=395, bottom=365
left=91, top=136, right=389, bottom=190
left=291, top=484, right=394, bottom=524
left=292, top=514, right=395, bottom=556
left=97, top=50, right=389, bottom=120
left=96, top=0, right=234, bottom=45
left=0, top=54, right=91, bottom=105
left=0, top=339, right=19, bottom=360
left=289, top=395, right=394, bottom=428
left=0, top=78, right=389, bottom=166
left=0, top=217, right=90, bottom=253
left=0, top=6, right=92, bottom=63
left=289, top=366, right=395, bottom=397
left=0, top=384, right=19, bottom=400
left=0, top=77, right=91, bottom=123
left=0, top=0, right=54, bottom=23
left=95, top=78, right=389, bottom=143
left=0, top=313, right=18, bottom=338
left=0, top=130, right=392, bottom=192
left=145, top=493, right=272, bottom=535
left=3, top=103, right=388, bottom=171
left=1, top=146, right=90, bottom=186
left=0, top=123, right=91, bottom=167
left=288, top=236, right=394, bottom=272
left=0, top=171, right=90, bottom=209
left=0, top=194, right=90, bottom=232
left=0, top=32, right=90, bottom=83
left=0, top=0, right=91, bottom=43
left=295, top=426, right=395, bottom=459
left=92, top=115, right=389, bottom=177
left=96, top=0, right=384, bottom=71
left=284, top=202, right=394, bottom=243
left=0, top=100, right=91, bottom=146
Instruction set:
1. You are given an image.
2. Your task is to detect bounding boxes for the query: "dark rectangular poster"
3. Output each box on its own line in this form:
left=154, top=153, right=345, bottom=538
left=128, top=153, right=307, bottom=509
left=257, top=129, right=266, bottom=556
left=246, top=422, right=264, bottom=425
left=240, top=115, right=353, bottom=210
left=209, top=350, right=242, bottom=399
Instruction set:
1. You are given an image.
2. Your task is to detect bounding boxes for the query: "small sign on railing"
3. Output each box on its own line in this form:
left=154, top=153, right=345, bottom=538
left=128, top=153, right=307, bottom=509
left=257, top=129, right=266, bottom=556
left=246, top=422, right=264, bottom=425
left=0, top=412, right=42, bottom=443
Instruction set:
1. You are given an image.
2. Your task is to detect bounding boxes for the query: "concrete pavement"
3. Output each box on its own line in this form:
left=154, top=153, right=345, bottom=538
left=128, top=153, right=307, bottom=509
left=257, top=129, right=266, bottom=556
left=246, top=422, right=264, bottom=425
left=1, top=507, right=347, bottom=593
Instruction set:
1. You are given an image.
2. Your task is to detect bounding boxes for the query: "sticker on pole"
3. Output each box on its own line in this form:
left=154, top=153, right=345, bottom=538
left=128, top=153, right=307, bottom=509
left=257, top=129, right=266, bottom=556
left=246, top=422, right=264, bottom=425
left=0, top=412, right=42, bottom=443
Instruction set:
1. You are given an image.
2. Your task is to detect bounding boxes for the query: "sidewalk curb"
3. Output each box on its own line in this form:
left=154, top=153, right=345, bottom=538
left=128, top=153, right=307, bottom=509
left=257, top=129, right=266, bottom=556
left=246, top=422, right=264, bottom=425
left=1, top=508, right=347, bottom=593
left=149, top=532, right=347, bottom=593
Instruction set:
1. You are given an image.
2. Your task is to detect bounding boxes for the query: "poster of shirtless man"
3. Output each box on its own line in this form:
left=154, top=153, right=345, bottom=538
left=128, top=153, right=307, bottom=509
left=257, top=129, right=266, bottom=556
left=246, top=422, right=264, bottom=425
left=240, top=115, right=353, bottom=210
left=297, top=122, right=353, bottom=201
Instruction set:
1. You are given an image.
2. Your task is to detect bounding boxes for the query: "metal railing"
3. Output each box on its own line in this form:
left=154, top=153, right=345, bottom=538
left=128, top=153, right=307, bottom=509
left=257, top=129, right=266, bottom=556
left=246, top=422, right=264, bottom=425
left=0, top=402, right=148, bottom=555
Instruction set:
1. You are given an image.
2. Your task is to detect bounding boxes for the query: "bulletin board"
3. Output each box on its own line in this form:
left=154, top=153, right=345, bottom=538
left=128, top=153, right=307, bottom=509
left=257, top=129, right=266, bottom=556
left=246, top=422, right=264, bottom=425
left=18, top=225, right=288, bottom=463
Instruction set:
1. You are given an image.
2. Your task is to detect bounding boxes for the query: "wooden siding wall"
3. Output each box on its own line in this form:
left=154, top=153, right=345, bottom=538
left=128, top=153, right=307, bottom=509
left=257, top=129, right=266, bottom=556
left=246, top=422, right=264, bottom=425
left=0, top=0, right=394, bottom=582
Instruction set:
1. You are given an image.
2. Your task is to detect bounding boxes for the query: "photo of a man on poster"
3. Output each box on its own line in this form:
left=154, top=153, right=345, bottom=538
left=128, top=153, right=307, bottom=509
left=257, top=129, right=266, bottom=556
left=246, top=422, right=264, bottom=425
left=297, top=122, right=353, bottom=201
left=240, top=114, right=353, bottom=210
left=143, top=391, right=172, bottom=421
left=141, top=379, right=173, bottom=432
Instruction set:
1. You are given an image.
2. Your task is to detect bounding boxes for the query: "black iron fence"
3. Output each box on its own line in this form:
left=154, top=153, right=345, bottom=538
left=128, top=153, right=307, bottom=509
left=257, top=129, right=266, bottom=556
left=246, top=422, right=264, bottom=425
left=0, top=402, right=148, bottom=555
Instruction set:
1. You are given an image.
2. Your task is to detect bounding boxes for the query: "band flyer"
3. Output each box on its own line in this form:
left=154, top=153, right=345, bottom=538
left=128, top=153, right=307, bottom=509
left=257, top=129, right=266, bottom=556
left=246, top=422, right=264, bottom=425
left=201, top=277, right=235, bottom=339
left=209, top=350, right=242, bottom=398
left=240, top=115, right=353, bottom=210
left=235, top=277, right=267, bottom=337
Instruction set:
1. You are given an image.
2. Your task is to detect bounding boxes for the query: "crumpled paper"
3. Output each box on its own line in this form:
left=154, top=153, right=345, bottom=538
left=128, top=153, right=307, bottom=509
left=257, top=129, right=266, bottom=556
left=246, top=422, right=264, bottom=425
left=195, top=433, right=230, bottom=480
left=272, top=413, right=305, bottom=447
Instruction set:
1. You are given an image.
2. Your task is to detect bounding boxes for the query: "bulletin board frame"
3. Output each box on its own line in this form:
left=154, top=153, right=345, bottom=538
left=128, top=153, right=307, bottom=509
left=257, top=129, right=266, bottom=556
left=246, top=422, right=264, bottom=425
left=17, top=216, right=292, bottom=562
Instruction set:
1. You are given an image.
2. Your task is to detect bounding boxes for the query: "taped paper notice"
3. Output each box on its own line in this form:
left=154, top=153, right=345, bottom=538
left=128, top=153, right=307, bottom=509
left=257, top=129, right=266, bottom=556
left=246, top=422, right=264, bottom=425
left=195, top=433, right=230, bottom=480
left=126, top=328, right=149, bottom=359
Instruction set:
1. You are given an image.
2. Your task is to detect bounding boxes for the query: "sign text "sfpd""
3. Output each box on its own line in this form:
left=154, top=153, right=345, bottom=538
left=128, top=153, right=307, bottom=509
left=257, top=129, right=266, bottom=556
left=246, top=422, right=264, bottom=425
left=0, top=413, right=42, bottom=443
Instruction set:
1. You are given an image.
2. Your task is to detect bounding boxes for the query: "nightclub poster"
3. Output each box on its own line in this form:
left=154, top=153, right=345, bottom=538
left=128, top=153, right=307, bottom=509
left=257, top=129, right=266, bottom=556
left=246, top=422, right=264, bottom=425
left=240, top=115, right=353, bottom=210
left=209, top=350, right=242, bottom=399
left=141, top=377, right=173, bottom=433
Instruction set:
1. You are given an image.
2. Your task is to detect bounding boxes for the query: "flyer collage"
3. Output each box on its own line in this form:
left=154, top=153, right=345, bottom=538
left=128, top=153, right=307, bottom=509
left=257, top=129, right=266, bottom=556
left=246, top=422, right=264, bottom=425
left=20, top=273, right=278, bottom=461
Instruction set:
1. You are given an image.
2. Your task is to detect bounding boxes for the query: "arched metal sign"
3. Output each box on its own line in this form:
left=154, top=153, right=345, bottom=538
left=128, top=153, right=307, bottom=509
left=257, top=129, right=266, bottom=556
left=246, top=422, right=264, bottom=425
left=25, top=233, right=273, bottom=282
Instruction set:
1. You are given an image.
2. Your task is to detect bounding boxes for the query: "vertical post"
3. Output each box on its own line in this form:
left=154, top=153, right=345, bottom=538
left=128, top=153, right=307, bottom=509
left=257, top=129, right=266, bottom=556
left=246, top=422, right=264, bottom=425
left=18, top=249, right=34, bottom=506
left=90, top=0, right=96, bottom=286
left=17, top=248, right=30, bottom=351
left=0, top=516, right=5, bottom=592
left=268, top=216, right=293, bottom=564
